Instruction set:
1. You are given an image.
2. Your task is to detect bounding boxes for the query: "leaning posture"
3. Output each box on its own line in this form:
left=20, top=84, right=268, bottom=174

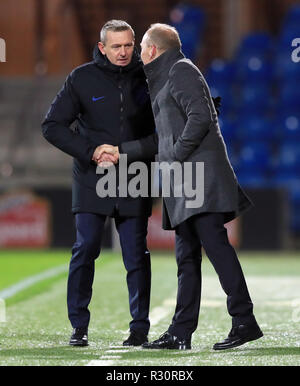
left=139, top=23, right=263, bottom=350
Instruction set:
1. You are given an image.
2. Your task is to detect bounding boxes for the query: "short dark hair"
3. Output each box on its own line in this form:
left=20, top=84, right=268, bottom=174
left=100, top=20, right=135, bottom=44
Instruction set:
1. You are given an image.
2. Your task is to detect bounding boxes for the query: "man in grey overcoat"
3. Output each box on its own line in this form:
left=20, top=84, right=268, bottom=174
left=99, top=23, right=263, bottom=350
left=138, top=23, right=263, bottom=350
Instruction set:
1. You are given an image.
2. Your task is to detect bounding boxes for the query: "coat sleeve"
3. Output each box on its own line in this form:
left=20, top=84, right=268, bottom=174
left=169, top=61, right=213, bottom=162
left=119, top=132, right=158, bottom=163
left=42, top=72, right=98, bottom=163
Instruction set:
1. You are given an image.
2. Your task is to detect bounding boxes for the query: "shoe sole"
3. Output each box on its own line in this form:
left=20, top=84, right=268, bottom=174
left=142, top=344, right=191, bottom=350
left=213, top=330, right=263, bottom=351
left=69, top=341, right=88, bottom=347
left=123, top=342, right=148, bottom=346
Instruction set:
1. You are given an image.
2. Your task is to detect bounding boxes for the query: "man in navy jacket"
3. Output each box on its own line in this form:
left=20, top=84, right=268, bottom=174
left=42, top=20, right=157, bottom=347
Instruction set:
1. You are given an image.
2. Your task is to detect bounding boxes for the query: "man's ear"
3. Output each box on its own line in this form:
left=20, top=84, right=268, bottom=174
left=98, top=42, right=106, bottom=55
left=150, top=45, right=157, bottom=59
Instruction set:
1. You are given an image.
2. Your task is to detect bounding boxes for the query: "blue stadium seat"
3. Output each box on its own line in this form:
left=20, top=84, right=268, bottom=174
left=218, top=117, right=237, bottom=144
left=282, top=4, right=300, bottom=32
left=277, top=113, right=300, bottom=140
left=223, top=143, right=239, bottom=170
left=270, top=170, right=296, bottom=186
left=279, top=27, right=299, bottom=48
left=235, top=56, right=273, bottom=83
left=240, top=83, right=270, bottom=104
left=236, top=104, right=272, bottom=117
left=237, top=32, right=273, bottom=58
left=205, top=59, right=236, bottom=86
left=274, top=49, right=300, bottom=81
left=279, top=83, right=300, bottom=111
left=238, top=142, right=271, bottom=172
left=203, top=22, right=300, bottom=226
left=237, top=116, right=274, bottom=142
left=237, top=84, right=272, bottom=114
left=169, top=4, right=205, bottom=60
left=276, top=142, right=300, bottom=173
left=237, top=170, right=269, bottom=188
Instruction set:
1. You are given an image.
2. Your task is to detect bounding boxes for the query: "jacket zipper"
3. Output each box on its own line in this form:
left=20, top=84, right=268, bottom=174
left=119, top=89, right=124, bottom=136
left=116, top=68, right=124, bottom=210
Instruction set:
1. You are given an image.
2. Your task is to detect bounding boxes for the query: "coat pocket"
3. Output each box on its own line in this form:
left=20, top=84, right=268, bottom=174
left=159, top=135, right=176, bottom=162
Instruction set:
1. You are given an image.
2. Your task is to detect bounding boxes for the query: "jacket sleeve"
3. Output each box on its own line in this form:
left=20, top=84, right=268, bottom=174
left=42, top=73, right=98, bottom=163
left=119, top=132, right=158, bottom=163
left=169, top=61, right=213, bottom=162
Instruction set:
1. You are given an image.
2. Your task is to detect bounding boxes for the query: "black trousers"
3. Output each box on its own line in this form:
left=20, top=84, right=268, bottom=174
left=67, top=213, right=151, bottom=334
left=168, top=212, right=256, bottom=340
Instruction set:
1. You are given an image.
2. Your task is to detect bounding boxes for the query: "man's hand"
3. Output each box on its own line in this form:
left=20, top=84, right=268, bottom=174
left=92, top=144, right=120, bottom=167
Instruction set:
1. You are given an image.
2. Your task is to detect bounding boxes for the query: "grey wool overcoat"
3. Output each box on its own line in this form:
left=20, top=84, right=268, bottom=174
left=143, top=48, right=253, bottom=230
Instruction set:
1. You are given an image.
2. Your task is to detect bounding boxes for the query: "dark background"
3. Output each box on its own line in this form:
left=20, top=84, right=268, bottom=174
left=0, top=0, right=299, bottom=251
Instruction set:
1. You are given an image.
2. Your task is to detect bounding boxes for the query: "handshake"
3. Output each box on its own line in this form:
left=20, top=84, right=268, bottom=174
left=92, top=144, right=120, bottom=167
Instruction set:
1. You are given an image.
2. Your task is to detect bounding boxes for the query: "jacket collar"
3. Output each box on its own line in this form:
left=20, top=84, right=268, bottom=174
left=143, top=48, right=185, bottom=98
left=93, top=44, right=142, bottom=74
left=143, top=48, right=185, bottom=82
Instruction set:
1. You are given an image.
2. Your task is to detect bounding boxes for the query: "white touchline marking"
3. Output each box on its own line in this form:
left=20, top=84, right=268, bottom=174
left=85, top=275, right=300, bottom=366
left=85, top=295, right=176, bottom=366
left=0, top=264, right=68, bottom=300
left=108, top=345, right=124, bottom=349
left=201, top=300, right=224, bottom=307
left=87, top=360, right=116, bottom=366
left=149, top=296, right=176, bottom=326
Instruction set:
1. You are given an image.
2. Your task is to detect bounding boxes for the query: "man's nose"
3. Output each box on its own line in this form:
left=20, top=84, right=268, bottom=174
left=120, top=46, right=126, bottom=56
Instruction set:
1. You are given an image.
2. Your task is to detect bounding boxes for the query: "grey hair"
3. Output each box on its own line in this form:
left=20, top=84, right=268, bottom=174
left=144, top=23, right=181, bottom=51
left=100, top=20, right=135, bottom=44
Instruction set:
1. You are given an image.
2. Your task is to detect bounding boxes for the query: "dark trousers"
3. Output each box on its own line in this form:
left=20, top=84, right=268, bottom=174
left=67, top=213, right=151, bottom=334
left=168, top=212, right=256, bottom=340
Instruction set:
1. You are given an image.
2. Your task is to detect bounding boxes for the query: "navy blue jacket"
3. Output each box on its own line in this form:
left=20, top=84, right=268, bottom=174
left=42, top=46, right=157, bottom=217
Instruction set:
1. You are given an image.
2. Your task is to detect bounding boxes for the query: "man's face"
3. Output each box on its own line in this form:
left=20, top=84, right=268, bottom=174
left=140, top=34, right=152, bottom=65
left=98, top=30, right=135, bottom=66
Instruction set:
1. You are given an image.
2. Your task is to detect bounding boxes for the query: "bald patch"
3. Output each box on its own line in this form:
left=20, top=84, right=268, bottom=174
left=145, top=23, right=181, bottom=52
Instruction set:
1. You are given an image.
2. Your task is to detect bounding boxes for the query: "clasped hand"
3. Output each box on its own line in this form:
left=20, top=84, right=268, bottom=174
left=92, top=144, right=119, bottom=167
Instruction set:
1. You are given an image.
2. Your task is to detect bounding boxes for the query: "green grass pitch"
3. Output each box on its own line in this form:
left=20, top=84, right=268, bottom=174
left=0, top=249, right=300, bottom=366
